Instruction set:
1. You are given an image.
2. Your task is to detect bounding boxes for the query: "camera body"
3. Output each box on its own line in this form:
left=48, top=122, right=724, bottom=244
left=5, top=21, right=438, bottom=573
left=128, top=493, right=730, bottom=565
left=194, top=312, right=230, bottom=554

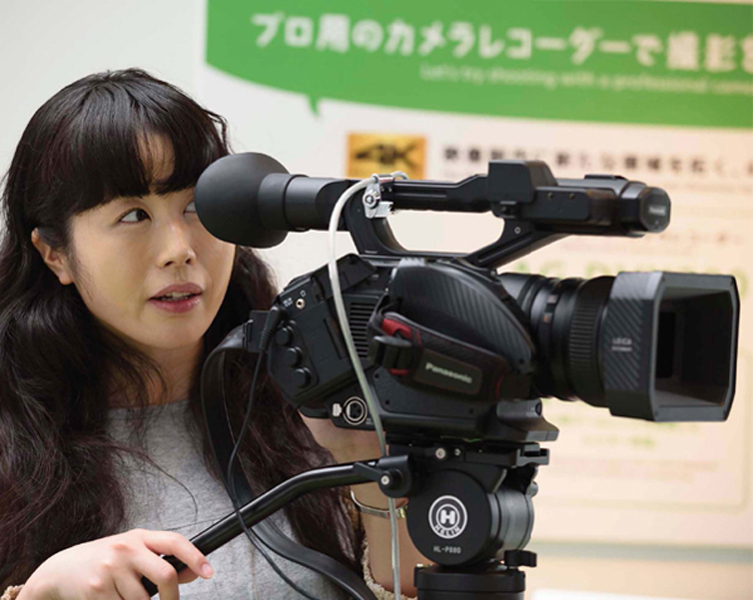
left=251, top=253, right=737, bottom=445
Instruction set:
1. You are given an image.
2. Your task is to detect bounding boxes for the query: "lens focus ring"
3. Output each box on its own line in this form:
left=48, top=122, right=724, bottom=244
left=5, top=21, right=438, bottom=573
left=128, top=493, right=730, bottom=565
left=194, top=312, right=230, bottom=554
left=567, top=277, right=614, bottom=406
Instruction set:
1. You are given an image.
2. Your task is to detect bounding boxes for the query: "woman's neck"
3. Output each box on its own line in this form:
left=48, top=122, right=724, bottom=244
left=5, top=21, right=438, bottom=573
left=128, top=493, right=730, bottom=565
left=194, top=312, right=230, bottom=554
left=151, top=341, right=202, bottom=404
left=108, top=340, right=203, bottom=407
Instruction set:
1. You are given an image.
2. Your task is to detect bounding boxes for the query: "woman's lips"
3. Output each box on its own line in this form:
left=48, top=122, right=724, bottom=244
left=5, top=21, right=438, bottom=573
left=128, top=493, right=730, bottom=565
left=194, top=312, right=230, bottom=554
left=148, top=293, right=202, bottom=314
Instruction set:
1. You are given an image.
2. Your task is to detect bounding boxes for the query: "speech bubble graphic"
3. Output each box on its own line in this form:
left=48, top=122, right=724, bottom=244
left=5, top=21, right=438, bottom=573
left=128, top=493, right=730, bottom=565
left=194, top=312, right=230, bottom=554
left=206, top=0, right=753, bottom=128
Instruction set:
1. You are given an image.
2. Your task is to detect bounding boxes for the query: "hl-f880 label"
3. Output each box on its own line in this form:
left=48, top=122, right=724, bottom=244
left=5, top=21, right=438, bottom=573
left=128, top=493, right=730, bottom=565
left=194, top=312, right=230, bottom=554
left=433, top=544, right=463, bottom=555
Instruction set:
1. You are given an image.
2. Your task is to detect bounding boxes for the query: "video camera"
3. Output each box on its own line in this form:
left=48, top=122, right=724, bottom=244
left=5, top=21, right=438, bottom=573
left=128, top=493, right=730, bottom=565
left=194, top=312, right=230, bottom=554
left=198, top=153, right=737, bottom=430
left=142, top=153, right=740, bottom=600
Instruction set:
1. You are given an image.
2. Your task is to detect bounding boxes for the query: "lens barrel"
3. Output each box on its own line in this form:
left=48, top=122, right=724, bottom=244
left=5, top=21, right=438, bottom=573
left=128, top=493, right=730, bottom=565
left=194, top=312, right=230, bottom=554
left=500, top=272, right=738, bottom=421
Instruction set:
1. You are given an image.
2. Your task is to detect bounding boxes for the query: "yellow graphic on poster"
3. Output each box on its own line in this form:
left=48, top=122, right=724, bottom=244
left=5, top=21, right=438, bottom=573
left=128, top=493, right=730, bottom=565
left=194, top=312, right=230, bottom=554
left=347, top=133, right=426, bottom=180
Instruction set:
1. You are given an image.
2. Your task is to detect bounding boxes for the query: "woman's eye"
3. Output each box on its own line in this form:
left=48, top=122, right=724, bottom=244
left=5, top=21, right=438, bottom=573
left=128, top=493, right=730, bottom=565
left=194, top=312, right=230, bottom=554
left=120, top=208, right=149, bottom=223
left=185, top=200, right=197, bottom=213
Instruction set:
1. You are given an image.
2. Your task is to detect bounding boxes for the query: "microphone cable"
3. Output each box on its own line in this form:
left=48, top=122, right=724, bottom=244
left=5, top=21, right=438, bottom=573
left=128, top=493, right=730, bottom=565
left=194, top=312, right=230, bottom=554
left=327, top=172, right=409, bottom=600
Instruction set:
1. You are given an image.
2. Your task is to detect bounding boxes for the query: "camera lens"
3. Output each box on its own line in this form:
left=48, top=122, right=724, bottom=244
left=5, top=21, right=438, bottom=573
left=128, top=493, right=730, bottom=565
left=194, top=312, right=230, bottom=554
left=499, top=273, right=613, bottom=406
left=499, top=271, right=737, bottom=421
left=602, top=272, right=737, bottom=421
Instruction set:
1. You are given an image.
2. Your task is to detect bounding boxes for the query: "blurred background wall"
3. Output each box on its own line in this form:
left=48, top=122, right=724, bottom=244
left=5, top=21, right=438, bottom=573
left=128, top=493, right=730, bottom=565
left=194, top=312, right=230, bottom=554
left=1, top=1, right=751, bottom=598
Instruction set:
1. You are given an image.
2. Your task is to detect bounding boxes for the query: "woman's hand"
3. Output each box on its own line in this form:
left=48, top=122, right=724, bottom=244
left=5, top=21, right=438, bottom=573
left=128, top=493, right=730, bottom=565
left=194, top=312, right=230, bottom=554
left=300, top=412, right=403, bottom=510
left=299, top=412, right=383, bottom=465
left=18, top=529, right=213, bottom=600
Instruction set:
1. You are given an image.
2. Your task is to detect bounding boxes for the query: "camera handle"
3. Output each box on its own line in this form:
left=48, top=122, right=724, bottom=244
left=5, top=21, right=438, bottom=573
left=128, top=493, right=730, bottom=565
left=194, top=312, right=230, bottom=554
left=141, top=446, right=542, bottom=600
left=139, top=456, right=404, bottom=597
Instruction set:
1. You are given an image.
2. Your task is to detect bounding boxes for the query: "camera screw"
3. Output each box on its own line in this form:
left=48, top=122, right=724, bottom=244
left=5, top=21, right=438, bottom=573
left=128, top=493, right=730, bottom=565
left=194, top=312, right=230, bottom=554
left=380, top=475, right=391, bottom=486
left=454, top=448, right=462, bottom=457
left=434, top=447, right=448, bottom=460
left=295, top=298, right=306, bottom=309
left=514, top=226, right=521, bottom=235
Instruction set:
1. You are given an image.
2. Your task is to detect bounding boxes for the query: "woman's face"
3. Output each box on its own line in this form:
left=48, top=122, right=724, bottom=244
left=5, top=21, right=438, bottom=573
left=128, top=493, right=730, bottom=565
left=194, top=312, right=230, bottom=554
left=32, top=138, right=236, bottom=361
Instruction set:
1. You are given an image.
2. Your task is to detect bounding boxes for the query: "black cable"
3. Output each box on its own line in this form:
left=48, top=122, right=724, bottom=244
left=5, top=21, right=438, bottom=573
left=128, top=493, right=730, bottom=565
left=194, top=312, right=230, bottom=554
left=199, top=309, right=378, bottom=599
left=201, top=308, right=324, bottom=600
left=224, top=349, right=323, bottom=600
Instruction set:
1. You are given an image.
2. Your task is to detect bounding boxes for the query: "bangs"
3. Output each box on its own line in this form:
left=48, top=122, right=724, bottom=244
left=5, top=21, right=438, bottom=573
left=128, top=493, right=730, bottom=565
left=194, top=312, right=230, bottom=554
left=43, top=72, right=228, bottom=214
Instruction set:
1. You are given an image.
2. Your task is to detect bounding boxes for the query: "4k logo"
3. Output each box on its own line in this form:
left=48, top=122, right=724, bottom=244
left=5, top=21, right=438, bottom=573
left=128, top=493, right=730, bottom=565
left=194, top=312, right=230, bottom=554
left=347, top=133, right=426, bottom=180
left=428, top=495, right=468, bottom=539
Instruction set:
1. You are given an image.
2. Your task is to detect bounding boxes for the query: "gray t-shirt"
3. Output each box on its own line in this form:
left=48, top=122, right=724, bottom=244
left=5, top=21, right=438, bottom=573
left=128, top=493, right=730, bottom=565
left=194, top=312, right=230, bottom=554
left=106, top=399, right=347, bottom=600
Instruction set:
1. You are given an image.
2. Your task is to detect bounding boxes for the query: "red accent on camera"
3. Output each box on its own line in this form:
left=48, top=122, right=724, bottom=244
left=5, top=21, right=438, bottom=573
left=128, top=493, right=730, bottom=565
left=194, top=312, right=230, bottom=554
left=381, top=317, right=413, bottom=340
left=381, top=318, right=415, bottom=376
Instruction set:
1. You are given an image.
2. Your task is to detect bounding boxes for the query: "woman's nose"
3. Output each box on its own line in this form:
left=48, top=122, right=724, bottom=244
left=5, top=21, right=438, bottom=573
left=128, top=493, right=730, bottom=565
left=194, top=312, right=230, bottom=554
left=158, top=220, right=197, bottom=267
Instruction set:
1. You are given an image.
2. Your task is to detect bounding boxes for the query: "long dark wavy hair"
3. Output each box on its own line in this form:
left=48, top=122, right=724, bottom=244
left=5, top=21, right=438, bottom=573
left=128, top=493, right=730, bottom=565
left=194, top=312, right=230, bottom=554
left=0, top=68, right=363, bottom=586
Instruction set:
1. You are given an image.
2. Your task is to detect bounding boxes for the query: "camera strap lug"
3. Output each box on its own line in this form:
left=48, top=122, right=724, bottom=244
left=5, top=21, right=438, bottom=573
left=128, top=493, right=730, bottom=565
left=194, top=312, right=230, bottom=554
left=369, top=334, right=414, bottom=371
left=363, top=173, right=408, bottom=219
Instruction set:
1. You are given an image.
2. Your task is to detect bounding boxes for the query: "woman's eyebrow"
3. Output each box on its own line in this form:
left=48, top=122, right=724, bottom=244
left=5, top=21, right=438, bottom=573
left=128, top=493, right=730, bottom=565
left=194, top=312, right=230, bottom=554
left=107, top=196, right=136, bottom=206
left=104, top=196, right=145, bottom=211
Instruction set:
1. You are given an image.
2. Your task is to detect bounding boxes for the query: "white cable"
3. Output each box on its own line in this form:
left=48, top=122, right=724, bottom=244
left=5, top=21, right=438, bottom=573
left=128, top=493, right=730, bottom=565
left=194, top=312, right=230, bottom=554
left=327, top=175, right=402, bottom=599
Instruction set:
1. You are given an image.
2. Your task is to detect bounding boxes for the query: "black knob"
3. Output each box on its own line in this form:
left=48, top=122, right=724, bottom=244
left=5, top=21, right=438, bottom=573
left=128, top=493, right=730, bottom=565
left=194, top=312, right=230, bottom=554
left=504, top=550, right=537, bottom=568
left=292, top=368, right=311, bottom=388
left=284, top=347, right=302, bottom=367
left=275, top=327, right=294, bottom=346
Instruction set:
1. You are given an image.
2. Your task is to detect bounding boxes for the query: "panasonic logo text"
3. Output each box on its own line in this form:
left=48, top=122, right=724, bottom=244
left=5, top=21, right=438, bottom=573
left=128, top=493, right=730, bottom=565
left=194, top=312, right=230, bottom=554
left=425, top=362, right=473, bottom=385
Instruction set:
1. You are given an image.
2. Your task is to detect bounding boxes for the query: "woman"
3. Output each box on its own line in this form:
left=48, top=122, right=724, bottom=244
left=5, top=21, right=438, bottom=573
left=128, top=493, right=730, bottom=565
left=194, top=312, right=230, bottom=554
left=0, top=69, right=422, bottom=600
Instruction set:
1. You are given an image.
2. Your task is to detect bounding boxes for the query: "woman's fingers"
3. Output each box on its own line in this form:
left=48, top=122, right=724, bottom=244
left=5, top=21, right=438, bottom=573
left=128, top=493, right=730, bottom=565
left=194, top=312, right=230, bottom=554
left=176, top=569, right=200, bottom=585
left=138, top=530, right=213, bottom=582
left=127, top=551, right=181, bottom=600
left=83, top=575, right=125, bottom=600
left=125, top=530, right=212, bottom=600
left=21, top=528, right=212, bottom=600
left=112, top=570, right=153, bottom=600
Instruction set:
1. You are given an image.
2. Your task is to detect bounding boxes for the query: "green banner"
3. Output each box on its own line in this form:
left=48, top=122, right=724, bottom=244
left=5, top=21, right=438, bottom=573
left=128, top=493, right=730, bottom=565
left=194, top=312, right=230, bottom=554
left=206, top=1, right=753, bottom=128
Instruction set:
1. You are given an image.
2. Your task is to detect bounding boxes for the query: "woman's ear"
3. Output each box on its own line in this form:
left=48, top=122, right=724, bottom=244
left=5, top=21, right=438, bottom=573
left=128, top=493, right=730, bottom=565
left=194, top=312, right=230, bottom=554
left=31, top=228, right=74, bottom=285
